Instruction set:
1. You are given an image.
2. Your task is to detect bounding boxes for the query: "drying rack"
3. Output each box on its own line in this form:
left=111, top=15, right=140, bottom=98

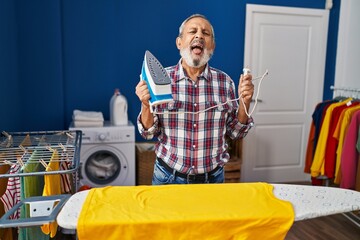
left=0, top=130, right=82, bottom=228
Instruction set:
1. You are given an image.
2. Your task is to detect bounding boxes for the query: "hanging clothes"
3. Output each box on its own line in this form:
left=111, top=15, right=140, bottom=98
left=357, top=126, right=360, bottom=153
left=18, top=150, right=49, bottom=240
left=356, top=127, right=360, bottom=191
left=305, top=100, right=336, bottom=185
left=339, top=110, right=360, bottom=189
left=41, top=150, right=61, bottom=238
left=304, top=99, right=338, bottom=186
left=305, top=100, right=334, bottom=173
left=304, top=120, right=315, bottom=173
left=310, top=98, right=352, bottom=177
left=312, top=100, right=337, bottom=153
left=324, top=102, right=359, bottom=178
left=0, top=134, right=33, bottom=220
left=0, top=164, right=21, bottom=219
left=305, top=96, right=360, bottom=187
left=59, top=151, right=72, bottom=194
left=0, top=163, right=14, bottom=240
left=333, top=105, right=360, bottom=184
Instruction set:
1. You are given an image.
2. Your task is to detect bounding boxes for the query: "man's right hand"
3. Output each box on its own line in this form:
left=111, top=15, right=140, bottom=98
left=135, top=80, right=151, bottom=108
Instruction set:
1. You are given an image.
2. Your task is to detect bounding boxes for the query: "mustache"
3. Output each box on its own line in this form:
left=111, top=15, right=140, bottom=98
left=191, top=39, right=205, bottom=47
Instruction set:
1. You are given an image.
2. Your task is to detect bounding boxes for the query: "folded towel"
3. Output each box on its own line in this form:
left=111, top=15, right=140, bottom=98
left=73, top=110, right=104, bottom=122
left=73, top=120, right=104, bottom=127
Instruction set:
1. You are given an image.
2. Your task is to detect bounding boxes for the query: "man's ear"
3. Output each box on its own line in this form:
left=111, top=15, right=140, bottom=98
left=176, top=37, right=182, bottom=50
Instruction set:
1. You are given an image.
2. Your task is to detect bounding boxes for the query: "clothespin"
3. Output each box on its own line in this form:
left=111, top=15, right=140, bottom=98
left=66, top=132, right=74, bottom=139
left=46, top=145, right=55, bottom=152
left=2, top=131, right=10, bottom=138
left=37, top=135, right=47, bottom=146
left=19, top=144, right=27, bottom=153
left=39, top=159, right=52, bottom=171
left=59, top=143, right=67, bottom=152
left=17, top=157, right=24, bottom=168
left=3, top=160, right=15, bottom=166
left=1, top=131, right=13, bottom=148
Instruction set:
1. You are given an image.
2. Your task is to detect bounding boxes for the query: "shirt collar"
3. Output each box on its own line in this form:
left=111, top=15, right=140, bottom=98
left=175, top=59, right=212, bottom=82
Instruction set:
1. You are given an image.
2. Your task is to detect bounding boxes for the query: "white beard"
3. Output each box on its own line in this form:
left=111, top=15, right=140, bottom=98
left=180, top=47, right=213, bottom=68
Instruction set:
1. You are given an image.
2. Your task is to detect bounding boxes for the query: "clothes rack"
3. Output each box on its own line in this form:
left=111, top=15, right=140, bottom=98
left=312, top=86, right=360, bottom=185
left=0, top=130, right=81, bottom=234
left=328, top=86, right=360, bottom=227
left=330, top=85, right=360, bottom=99
left=316, top=86, right=360, bottom=185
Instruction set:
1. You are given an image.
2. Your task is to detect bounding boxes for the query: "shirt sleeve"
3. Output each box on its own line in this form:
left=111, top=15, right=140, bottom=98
left=226, top=79, right=254, bottom=140
left=226, top=113, right=254, bottom=140
left=136, top=112, right=159, bottom=140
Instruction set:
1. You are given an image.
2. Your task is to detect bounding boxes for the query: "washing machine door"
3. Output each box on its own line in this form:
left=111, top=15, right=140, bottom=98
left=80, top=145, right=129, bottom=187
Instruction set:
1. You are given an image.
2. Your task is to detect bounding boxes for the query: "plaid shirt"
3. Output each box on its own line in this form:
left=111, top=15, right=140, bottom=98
left=137, top=60, right=253, bottom=174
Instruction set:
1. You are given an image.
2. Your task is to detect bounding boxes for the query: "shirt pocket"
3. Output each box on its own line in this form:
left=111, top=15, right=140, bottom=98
left=202, top=101, right=233, bottom=113
left=154, top=100, right=185, bottom=113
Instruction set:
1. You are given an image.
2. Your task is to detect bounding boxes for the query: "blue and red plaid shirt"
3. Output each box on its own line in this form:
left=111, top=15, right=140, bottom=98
left=137, top=60, right=253, bottom=174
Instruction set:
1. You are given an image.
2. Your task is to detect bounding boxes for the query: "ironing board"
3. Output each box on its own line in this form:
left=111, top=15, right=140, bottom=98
left=56, top=183, right=360, bottom=230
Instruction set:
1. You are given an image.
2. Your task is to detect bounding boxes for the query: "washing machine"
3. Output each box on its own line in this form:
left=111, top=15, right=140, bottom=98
left=70, top=121, right=135, bottom=188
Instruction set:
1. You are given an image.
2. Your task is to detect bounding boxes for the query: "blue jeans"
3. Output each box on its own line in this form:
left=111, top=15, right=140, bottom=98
left=152, top=159, right=225, bottom=185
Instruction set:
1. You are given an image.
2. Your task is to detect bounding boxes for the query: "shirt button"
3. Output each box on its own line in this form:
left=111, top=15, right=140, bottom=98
left=193, top=124, right=197, bottom=128
left=194, top=103, right=197, bottom=107
left=192, top=145, right=196, bottom=149
left=194, top=84, right=198, bottom=88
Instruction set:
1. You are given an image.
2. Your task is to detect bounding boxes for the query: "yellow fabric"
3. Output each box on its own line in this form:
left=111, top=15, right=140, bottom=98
left=333, top=105, right=360, bottom=183
left=78, top=183, right=294, bottom=240
left=41, top=150, right=61, bottom=238
left=311, top=98, right=352, bottom=177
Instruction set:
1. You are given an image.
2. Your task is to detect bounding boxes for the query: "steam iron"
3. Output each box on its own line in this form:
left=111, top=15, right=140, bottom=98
left=141, top=50, right=173, bottom=107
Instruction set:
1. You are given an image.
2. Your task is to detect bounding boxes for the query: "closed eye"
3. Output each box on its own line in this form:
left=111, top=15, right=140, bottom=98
left=203, top=31, right=210, bottom=36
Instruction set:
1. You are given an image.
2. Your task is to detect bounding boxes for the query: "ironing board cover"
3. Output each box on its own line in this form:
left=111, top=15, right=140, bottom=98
left=77, top=183, right=294, bottom=240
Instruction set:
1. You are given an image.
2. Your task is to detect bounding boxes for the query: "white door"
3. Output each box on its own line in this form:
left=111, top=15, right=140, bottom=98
left=241, top=5, right=329, bottom=183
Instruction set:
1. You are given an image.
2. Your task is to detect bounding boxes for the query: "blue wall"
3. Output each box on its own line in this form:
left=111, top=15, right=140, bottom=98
left=0, top=0, right=340, bottom=141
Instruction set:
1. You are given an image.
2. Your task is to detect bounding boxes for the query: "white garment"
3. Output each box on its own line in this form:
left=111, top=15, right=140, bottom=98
left=72, top=110, right=104, bottom=122
left=73, top=120, right=103, bottom=127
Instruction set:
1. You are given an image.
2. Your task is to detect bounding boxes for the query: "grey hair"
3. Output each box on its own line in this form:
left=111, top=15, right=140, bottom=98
left=178, top=14, right=215, bottom=42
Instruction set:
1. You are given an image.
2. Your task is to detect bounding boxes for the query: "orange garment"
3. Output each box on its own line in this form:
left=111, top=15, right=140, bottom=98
left=304, top=121, right=315, bottom=173
left=78, top=183, right=294, bottom=240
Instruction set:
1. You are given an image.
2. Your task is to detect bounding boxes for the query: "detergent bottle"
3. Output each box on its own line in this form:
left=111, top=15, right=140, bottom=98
left=110, top=88, right=128, bottom=126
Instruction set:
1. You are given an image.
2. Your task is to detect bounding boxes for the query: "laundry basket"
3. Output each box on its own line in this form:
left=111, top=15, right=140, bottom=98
left=136, top=143, right=156, bottom=185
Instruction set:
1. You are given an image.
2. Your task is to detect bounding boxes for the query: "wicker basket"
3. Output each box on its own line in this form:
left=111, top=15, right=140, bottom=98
left=136, top=143, right=156, bottom=185
left=224, top=138, right=243, bottom=183
left=224, top=158, right=242, bottom=183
